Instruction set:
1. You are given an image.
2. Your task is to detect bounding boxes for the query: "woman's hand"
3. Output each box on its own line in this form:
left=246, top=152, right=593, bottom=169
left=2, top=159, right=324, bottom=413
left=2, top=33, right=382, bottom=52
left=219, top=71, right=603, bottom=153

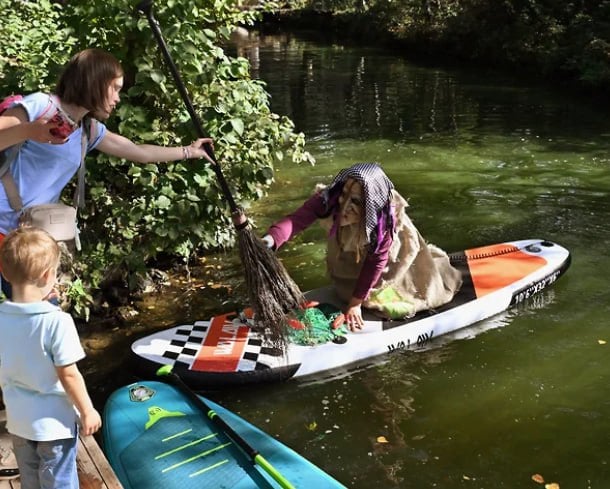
left=28, top=118, right=67, bottom=145
left=344, top=303, right=364, bottom=331
left=332, top=299, right=364, bottom=331
left=261, top=234, right=275, bottom=249
left=186, top=138, right=215, bottom=165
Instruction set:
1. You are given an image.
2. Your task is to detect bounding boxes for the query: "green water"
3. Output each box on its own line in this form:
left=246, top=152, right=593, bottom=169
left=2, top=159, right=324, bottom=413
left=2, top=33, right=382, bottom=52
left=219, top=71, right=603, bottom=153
left=91, top=31, right=610, bottom=488
left=220, top=31, right=610, bottom=488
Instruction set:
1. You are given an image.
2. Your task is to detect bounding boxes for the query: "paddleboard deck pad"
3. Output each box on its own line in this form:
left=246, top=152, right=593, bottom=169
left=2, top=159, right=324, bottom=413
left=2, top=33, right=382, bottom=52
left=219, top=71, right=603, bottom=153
left=130, top=239, right=571, bottom=388
left=103, top=381, right=346, bottom=488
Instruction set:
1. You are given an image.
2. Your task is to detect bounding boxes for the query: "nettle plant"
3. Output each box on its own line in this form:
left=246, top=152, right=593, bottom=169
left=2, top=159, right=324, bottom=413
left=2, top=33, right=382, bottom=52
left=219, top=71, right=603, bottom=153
left=2, top=0, right=314, bottom=315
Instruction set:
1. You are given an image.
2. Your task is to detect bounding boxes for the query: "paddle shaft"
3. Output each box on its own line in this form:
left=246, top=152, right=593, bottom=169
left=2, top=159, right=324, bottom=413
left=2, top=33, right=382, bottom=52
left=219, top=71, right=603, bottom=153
left=136, top=0, right=239, bottom=213
left=162, top=371, right=296, bottom=489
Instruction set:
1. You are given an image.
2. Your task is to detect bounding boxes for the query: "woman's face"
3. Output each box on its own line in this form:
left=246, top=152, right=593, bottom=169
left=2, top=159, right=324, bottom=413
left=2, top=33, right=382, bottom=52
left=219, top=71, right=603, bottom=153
left=338, top=178, right=363, bottom=227
left=99, top=76, right=123, bottom=119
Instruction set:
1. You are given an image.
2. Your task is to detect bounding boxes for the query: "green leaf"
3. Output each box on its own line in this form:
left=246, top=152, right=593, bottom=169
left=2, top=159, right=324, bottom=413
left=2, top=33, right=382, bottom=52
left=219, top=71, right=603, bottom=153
left=156, top=195, right=171, bottom=209
left=230, top=118, right=245, bottom=136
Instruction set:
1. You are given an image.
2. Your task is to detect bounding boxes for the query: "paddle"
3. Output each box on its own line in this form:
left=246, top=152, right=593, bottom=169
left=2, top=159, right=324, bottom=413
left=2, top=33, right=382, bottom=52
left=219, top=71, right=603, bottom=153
left=135, top=0, right=305, bottom=350
left=156, top=365, right=296, bottom=489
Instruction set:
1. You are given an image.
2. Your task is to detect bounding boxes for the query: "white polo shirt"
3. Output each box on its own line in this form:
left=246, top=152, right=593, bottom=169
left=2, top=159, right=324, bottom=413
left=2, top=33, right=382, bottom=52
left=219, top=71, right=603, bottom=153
left=0, top=300, right=85, bottom=441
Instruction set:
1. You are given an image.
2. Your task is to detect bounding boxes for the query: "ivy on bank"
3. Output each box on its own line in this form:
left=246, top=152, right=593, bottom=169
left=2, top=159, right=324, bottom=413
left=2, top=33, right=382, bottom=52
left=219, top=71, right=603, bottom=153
left=0, top=0, right=314, bottom=316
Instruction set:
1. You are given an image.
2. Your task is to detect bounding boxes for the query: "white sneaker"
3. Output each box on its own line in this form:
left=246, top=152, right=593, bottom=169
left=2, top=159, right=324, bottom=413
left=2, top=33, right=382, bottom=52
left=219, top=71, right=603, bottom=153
left=0, top=444, right=19, bottom=480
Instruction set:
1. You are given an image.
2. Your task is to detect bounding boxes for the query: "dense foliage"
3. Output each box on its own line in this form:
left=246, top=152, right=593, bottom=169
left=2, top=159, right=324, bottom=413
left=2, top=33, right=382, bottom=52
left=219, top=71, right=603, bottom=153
left=293, top=0, right=610, bottom=92
left=0, top=0, right=314, bottom=314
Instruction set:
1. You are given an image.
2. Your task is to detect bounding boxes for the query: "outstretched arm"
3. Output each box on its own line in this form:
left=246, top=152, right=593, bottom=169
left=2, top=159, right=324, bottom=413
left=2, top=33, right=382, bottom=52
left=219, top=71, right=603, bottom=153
left=95, top=129, right=215, bottom=165
left=266, top=192, right=327, bottom=249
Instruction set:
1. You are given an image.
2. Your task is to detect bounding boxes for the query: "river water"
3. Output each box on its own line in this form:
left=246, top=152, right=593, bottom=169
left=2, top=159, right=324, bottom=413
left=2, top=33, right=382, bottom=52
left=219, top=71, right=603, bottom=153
left=85, top=29, right=610, bottom=488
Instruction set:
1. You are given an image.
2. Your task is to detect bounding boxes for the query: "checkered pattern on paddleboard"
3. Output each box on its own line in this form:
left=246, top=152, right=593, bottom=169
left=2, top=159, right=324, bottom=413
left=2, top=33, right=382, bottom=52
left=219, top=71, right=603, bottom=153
left=160, top=322, right=276, bottom=371
left=161, top=322, right=209, bottom=369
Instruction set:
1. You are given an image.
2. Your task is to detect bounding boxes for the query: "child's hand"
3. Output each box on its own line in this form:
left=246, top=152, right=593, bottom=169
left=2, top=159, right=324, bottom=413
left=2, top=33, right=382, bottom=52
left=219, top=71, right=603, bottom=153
left=80, top=409, right=102, bottom=436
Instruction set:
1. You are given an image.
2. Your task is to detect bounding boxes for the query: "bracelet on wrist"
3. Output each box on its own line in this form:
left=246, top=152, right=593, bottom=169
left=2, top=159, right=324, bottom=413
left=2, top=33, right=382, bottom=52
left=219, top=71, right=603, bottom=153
left=181, top=146, right=191, bottom=160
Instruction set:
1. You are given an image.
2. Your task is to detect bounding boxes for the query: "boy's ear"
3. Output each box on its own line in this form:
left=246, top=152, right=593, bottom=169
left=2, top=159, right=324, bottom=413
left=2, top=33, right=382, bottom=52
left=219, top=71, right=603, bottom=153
left=37, top=266, right=55, bottom=287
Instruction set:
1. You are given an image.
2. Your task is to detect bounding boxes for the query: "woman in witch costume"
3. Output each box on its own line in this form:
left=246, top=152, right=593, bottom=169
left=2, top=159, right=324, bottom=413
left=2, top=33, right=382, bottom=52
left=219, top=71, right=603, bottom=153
left=263, top=162, right=462, bottom=331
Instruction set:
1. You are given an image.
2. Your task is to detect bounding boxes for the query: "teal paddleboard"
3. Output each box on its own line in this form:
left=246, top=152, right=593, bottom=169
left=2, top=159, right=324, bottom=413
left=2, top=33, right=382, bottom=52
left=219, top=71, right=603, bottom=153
left=103, top=381, right=345, bottom=488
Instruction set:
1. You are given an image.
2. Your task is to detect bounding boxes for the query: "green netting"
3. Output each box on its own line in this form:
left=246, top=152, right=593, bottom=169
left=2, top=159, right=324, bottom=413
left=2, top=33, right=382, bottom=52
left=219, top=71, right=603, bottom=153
left=286, top=305, right=348, bottom=346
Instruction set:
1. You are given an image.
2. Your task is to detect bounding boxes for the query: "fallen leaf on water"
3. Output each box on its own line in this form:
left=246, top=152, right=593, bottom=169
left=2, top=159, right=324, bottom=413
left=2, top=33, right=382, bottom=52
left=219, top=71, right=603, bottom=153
left=545, top=484, right=560, bottom=489
left=305, top=421, right=317, bottom=431
left=598, top=339, right=606, bottom=345
left=376, top=436, right=388, bottom=443
left=531, top=474, right=545, bottom=484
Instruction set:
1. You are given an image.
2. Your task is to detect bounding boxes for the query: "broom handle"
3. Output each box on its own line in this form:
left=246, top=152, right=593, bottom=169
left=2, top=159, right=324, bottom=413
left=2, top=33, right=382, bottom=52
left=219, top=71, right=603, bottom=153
left=136, top=0, right=240, bottom=215
left=156, top=366, right=296, bottom=489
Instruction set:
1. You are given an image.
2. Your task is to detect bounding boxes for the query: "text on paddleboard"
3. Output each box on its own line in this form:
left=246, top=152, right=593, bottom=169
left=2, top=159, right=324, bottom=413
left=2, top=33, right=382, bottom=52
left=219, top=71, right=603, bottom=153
left=213, top=323, right=242, bottom=355
left=387, top=330, right=434, bottom=352
left=510, top=270, right=561, bottom=306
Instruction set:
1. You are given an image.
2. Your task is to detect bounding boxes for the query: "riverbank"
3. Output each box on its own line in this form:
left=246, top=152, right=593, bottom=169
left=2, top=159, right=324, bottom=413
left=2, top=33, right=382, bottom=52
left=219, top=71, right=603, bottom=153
left=259, top=6, right=610, bottom=101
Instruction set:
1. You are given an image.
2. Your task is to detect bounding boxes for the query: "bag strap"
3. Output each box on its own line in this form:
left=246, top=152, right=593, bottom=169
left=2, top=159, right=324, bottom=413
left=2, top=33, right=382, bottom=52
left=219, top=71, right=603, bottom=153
left=73, top=116, right=93, bottom=209
left=0, top=151, right=23, bottom=211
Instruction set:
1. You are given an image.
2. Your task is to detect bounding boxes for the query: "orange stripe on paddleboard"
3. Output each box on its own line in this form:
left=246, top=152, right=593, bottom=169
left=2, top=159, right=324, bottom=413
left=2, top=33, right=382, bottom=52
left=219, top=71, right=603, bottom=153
left=466, top=244, right=547, bottom=298
left=191, top=312, right=249, bottom=372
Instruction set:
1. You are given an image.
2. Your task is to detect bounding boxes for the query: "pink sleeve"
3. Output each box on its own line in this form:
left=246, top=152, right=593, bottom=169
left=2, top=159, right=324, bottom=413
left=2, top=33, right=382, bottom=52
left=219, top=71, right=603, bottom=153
left=267, top=193, right=327, bottom=249
left=352, top=230, right=393, bottom=300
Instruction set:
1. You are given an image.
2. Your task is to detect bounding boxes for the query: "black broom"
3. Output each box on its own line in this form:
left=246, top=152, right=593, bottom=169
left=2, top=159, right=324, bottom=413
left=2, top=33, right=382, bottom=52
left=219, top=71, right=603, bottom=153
left=136, top=0, right=305, bottom=349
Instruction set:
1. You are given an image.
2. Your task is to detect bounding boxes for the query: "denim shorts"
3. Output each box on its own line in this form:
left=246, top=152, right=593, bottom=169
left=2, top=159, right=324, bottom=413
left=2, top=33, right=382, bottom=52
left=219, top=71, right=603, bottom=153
left=11, top=434, right=78, bottom=489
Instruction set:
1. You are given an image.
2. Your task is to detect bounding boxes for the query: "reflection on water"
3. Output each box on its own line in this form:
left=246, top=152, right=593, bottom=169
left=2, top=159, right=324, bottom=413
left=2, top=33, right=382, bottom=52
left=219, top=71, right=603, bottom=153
left=228, top=29, right=610, bottom=489
left=87, top=29, right=610, bottom=488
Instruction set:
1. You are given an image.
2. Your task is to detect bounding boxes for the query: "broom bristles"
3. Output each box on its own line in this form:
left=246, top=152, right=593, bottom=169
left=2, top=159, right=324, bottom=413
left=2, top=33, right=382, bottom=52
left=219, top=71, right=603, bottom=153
left=237, top=226, right=305, bottom=351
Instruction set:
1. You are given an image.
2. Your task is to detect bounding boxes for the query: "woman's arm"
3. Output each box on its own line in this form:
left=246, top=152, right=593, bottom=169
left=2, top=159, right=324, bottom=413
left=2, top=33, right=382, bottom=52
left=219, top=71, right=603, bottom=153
left=352, top=230, right=393, bottom=300
left=266, top=193, right=327, bottom=249
left=95, top=129, right=214, bottom=164
left=0, top=107, right=66, bottom=151
left=335, top=231, right=393, bottom=331
left=56, top=363, right=102, bottom=436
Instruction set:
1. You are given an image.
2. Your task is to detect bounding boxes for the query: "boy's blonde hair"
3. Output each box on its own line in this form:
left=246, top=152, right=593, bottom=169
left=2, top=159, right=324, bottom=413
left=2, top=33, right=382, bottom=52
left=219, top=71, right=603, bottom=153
left=0, top=228, right=60, bottom=285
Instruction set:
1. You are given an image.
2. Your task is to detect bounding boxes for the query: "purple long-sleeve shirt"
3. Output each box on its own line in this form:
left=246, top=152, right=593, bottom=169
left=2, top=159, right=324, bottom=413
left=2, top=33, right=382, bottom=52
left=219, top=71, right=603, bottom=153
left=267, top=193, right=392, bottom=300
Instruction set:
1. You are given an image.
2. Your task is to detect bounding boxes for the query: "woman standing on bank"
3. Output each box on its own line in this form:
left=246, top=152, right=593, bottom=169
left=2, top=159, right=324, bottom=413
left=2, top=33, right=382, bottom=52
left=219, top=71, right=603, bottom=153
left=0, top=48, right=214, bottom=295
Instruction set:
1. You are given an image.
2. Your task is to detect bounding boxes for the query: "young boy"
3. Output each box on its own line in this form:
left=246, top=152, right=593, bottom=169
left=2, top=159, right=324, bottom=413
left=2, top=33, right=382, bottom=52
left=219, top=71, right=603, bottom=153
left=0, top=227, right=101, bottom=489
